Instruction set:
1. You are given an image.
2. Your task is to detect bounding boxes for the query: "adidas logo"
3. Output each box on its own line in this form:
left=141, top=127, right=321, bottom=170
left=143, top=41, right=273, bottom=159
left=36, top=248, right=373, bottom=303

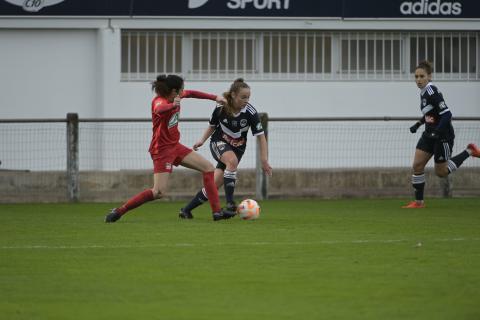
left=400, top=0, right=462, bottom=16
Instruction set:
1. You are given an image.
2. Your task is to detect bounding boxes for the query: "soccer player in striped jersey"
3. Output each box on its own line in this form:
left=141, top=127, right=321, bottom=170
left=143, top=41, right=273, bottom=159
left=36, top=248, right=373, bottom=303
left=403, top=60, right=480, bottom=208
left=180, top=78, right=272, bottom=219
left=105, top=74, right=235, bottom=222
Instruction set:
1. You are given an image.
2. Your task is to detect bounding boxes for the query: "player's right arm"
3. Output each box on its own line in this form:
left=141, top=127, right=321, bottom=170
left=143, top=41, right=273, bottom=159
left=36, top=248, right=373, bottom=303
left=193, top=126, right=215, bottom=151
left=193, top=107, right=220, bottom=150
left=409, top=117, right=425, bottom=133
left=152, top=97, right=180, bottom=115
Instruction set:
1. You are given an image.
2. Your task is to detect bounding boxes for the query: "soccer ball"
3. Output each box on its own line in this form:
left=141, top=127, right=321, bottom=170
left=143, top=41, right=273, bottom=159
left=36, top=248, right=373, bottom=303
left=237, top=199, right=260, bottom=220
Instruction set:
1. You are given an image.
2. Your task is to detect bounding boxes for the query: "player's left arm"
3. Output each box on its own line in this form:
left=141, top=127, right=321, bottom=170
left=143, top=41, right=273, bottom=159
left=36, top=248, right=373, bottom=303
left=250, top=110, right=272, bottom=176
left=256, top=134, right=272, bottom=176
left=430, top=89, right=452, bottom=136
left=181, top=90, right=226, bottom=105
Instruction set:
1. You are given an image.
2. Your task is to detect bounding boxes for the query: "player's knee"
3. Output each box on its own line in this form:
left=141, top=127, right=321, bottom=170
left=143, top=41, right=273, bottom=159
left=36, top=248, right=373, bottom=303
left=412, top=163, right=424, bottom=173
left=435, top=167, right=448, bottom=178
left=225, top=159, right=239, bottom=171
left=204, top=163, right=215, bottom=173
left=151, top=188, right=165, bottom=199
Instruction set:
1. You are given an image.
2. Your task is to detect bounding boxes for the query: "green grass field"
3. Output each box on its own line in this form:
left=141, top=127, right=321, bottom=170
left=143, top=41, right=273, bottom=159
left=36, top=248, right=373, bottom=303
left=1, top=199, right=480, bottom=320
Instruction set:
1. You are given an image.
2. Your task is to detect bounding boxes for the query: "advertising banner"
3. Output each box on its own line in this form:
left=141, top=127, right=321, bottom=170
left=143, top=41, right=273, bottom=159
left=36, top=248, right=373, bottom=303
left=0, top=0, right=478, bottom=18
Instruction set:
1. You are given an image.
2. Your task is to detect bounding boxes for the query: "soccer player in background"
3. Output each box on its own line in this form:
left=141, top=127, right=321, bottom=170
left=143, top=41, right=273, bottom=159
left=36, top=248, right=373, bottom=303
left=179, top=78, right=272, bottom=219
left=105, top=74, right=236, bottom=222
left=403, top=60, right=480, bottom=208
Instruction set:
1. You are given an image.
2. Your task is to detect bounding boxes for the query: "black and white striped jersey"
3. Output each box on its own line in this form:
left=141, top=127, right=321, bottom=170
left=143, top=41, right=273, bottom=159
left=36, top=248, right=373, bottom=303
left=208, top=103, right=264, bottom=153
left=420, top=82, right=454, bottom=139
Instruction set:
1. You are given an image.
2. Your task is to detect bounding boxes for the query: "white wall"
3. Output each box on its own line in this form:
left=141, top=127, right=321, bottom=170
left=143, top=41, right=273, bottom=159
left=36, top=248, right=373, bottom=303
left=0, top=29, right=98, bottom=119
left=0, top=18, right=479, bottom=120
left=115, top=81, right=480, bottom=119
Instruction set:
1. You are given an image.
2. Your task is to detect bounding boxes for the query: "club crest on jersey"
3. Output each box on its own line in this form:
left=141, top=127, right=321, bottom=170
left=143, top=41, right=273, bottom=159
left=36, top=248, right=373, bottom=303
left=168, top=112, right=179, bottom=128
left=240, top=119, right=248, bottom=127
left=217, top=141, right=226, bottom=150
left=4, top=0, right=66, bottom=12
left=165, top=163, right=172, bottom=170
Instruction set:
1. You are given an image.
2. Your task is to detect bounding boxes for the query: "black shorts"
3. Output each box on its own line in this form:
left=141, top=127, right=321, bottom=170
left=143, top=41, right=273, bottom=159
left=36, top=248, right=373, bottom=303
left=416, top=135, right=454, bottom=163
left=209, top=140, right=244, bottom=171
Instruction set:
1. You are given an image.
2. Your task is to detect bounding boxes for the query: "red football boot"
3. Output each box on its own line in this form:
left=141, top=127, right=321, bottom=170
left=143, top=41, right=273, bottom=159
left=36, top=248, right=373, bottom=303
left=467, top=143, right=480, bottom=158
left=401, top=201, right=425, bottom=209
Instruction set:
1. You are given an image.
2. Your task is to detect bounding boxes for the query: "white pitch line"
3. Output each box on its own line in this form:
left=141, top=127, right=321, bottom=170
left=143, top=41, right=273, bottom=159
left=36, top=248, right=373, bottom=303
left=1, top=238, right=479, bottom=250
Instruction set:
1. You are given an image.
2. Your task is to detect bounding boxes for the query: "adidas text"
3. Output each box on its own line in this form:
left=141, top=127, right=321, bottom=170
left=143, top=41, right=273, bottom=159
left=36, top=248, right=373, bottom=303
left=400, top=0, right=462, bottom=16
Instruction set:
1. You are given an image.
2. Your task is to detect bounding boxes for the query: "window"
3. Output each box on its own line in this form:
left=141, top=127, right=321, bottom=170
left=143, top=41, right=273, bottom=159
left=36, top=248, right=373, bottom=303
left=121, top=30, right=479, bottom=81
left=191, top=32, right=257, bottom=74
left=121, top=31, right=182, bottom=80
left=410, top=33, right=478, bottom=79
left=340, top=34, right=402, bottom=74
left=263, top=32, right=331, bottom=75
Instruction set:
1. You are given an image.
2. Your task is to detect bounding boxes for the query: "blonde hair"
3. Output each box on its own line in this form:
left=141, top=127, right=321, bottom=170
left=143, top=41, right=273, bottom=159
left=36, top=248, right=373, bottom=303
left=221, top=78, right=250, bottom=117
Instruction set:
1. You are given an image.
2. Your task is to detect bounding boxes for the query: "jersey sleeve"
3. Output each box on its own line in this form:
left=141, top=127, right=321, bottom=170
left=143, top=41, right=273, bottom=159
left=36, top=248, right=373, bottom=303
left=152, top=98, right=177, bottom=115
left=248, top=108, right=265, bottom=136
left=209, top=106, right=221, bottom=127
left=181, top=90, right=217, bottom=101
left=427, top=86, right=450, bottom=116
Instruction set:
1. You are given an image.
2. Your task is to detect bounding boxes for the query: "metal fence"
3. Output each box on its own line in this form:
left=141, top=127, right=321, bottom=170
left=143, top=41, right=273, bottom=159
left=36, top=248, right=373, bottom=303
left=121, top=30, right=480, bottom=81
left=1, top=115, right=479, bottom=202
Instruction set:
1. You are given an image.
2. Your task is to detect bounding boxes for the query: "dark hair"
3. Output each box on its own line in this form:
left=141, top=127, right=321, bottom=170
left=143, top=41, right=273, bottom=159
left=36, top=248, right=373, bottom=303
left=222, top=78, right=250, bottom=117
left=151, top=74, right=184, bottom=97
left=416, top=60, right=433, bottom=75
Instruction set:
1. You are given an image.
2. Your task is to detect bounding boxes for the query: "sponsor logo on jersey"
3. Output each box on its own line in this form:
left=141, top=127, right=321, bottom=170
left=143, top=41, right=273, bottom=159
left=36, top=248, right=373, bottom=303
left=188, top=0, right=290, bottom=10
left=232, top=120, right=238, bottom=127
left=4, top=0, right=66, bottom=12
left=168, top=112, right=179, bottom=128
left=400, top=0, right=462, bottom=16
left=240, top=119, right=248, bottom=127
left=425, top=115, right=436, bottom=124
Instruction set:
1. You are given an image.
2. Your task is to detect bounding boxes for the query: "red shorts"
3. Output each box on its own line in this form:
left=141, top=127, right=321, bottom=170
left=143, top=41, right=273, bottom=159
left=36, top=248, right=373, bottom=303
left=150, top=143, right=193, bottom=173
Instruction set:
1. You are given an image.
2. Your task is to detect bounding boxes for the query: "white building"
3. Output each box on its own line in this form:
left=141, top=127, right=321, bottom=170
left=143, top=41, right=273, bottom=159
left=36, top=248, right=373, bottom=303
left=1, top=0, right=479, bottom=120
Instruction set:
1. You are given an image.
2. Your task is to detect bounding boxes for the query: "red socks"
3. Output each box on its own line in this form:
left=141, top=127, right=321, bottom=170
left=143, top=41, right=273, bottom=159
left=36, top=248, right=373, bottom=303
left=117, top=189, right=154, bottom=215
left=203, top=171, right=221, bottom=213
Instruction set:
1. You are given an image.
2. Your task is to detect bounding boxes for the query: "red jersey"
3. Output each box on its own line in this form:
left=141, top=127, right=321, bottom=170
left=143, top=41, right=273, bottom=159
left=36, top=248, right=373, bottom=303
left=148, top=90, right=217, bottom=154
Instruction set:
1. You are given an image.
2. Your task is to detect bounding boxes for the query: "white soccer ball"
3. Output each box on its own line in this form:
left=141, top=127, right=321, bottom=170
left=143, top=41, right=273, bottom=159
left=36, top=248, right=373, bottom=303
left=237, top=199, right=260, bottom=220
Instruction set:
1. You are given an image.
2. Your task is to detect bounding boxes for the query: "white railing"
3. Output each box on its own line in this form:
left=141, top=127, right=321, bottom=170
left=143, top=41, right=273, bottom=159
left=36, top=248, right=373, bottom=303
left=121, top=30, right=480, bottom=82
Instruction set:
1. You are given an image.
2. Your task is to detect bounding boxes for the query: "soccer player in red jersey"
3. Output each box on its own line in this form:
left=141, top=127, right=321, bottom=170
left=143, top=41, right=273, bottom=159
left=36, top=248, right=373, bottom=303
left=402, top=61, right=480, bottom=209
left=105, top=74, right=236, bottom=222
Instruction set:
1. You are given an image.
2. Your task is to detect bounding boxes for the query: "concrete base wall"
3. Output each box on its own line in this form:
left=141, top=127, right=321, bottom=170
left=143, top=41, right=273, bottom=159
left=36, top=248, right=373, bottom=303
left=1, top=168, right=479, bottom=203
